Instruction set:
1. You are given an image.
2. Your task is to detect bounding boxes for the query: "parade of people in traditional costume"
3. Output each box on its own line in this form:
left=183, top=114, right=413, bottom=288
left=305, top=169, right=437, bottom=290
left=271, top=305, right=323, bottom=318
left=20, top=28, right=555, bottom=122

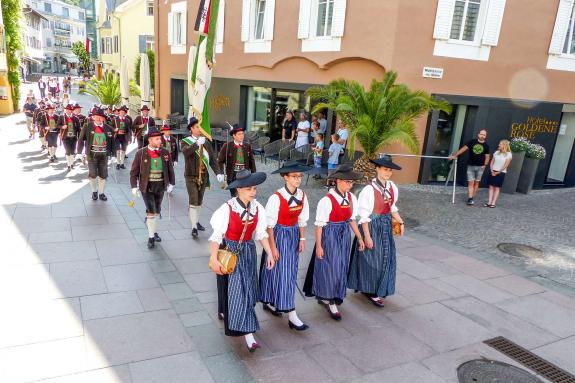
left=132, top=105, right=155, bottom=149
left=259, top=161, right=311, bottom=331
left=58, top=103, right=81, bottom=171
left=303, top=164, right=365, bottom=321
left=347, top=155, right=405, bottom=308
left=217, top=124, right=257, bottom=197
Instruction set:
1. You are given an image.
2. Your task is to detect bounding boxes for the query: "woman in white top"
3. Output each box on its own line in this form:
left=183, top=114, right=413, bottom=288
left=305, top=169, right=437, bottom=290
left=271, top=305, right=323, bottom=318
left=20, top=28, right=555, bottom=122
left=485, top=139, right=512, bottom=208
left=295, top=112, right=310, bottom=149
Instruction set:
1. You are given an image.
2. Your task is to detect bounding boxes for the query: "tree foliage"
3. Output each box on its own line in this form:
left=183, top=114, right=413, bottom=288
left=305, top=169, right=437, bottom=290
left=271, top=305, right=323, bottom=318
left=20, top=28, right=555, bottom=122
left=134, top=50, right=155, bottom=90
left=60, top=0, right=80, bottom=6
left=2, top=0, right=23, bottom=109
left=84, top=73, right=121, bottom=105
left=71, top=41, right=91, bottom=73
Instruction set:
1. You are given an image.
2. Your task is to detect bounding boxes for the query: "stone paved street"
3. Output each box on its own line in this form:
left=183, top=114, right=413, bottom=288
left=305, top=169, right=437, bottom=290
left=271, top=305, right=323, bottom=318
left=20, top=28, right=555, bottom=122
left=1, top=83, right=574, bottom=382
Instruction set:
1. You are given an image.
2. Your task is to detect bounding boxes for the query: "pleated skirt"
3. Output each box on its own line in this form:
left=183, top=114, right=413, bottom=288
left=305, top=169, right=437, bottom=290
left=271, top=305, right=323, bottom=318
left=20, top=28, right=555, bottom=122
left=259, top=224, right=300, bottom=312
left=216, top=238, right=260, bottom=336
left=347, top=213, right=396, bottom=298
left=303, top=221, right=351, bottom=305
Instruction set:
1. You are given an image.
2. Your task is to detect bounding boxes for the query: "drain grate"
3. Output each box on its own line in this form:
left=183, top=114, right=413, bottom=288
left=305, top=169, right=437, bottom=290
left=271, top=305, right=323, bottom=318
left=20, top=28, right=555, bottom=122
left=458, top=359, right=543, bottom=383
left=484, top=336, right=575, bottom=383
left=497, top=243, right=544, bottom=259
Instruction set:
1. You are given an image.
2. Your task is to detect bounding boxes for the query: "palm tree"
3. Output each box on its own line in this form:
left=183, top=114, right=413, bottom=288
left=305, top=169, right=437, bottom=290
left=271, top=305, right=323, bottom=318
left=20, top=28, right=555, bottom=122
left=307, top=71, right=452, bottom=183
left=84, top=73, right=121, bottom=106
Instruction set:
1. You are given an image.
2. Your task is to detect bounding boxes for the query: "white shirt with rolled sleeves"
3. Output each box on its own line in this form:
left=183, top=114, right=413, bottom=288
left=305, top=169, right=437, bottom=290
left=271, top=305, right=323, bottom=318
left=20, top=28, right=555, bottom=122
left=208, top=198, right=269, bottom=244
left=314, top=189, right=359, bottom=227
left=357, top=181, right=399, bottom=225
left=265, top=188, right=310, bottom=228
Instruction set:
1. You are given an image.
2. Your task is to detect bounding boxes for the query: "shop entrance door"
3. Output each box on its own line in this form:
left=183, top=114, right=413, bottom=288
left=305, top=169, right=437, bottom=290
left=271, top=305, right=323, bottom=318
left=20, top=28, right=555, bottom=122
left=546, top=112, right=575, bottom=184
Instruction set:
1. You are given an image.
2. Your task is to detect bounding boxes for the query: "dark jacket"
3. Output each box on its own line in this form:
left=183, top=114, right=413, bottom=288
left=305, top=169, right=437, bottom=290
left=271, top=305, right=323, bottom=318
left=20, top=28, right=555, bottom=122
left=112, top=115, right=133, bottom=142
left=130, top=147, right=175, bottom=194
left=217, top=141, right=256, bottom=182
left=58, top=113, right=81, bottom=140
left=181, top=136, right=220, bottom=177
left=132, top=115, right=155, bottom=139
left=37, top=113, right=59, bottom=133
left=161, top=135, right=179, bottom=163
left=77, top=122, right=114, bottom=156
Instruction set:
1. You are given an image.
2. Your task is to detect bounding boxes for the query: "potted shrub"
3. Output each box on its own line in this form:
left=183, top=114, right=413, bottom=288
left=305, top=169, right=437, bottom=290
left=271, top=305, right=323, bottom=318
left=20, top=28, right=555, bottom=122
left=502, top=137, right=529, bottom=194
left=516, top=143, right=546, bottom=194
left=431, top=160, right=451, bottom=182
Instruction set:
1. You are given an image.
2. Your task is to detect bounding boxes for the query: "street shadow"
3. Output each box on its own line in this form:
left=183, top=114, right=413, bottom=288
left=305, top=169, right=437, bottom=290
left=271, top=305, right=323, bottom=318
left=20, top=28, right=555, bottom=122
left=18, top=150, right=44, bottom=158
left=9, top=139, right=31, bottom=145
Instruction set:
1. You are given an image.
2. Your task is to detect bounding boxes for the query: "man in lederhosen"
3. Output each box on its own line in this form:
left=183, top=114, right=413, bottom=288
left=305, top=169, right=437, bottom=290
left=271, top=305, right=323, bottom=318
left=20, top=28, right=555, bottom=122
left=74, top=103, right=89, bottom=165
left=132, top=105, right=155, bottom=149
left=182, top=117, right=224, bottom=238
left=39, top=103, right=60, bottom=163
left=58, top=103, right=81, bottom=171
left=33, top=100, right=46, bottom=148
left=130, top=127, right=175, bottom=249
left=77, top=107, right=114, bottom=201
left=113, top=105, right=132, bottom=170
left=160, top=120, right=178, bottom=164
left=217, top=124, right=256, bottom=197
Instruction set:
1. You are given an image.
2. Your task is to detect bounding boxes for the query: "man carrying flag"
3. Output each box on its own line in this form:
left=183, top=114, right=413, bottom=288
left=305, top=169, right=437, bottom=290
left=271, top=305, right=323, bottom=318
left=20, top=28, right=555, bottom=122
left=182, top=117, right=223, bottom=238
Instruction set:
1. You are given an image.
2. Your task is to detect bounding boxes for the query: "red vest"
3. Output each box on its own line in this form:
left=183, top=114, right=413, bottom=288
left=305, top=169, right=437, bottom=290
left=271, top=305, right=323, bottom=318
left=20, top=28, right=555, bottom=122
left=327, top=192, right=353, bottom=222
left=373, top=184, right=394, bottom=215
left=225, top=203, right=259, bottom=241
left=276, top=191, right=305, bottom=226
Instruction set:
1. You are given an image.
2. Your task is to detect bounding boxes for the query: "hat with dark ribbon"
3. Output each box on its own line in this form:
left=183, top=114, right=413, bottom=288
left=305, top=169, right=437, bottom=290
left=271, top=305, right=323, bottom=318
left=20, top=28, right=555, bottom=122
left=160, top=120, right=171, bottom=131
left=271, top=160, right=312, bottom=175
left=229, top=123, right=244, bottom=135
left=140, top=105, right=150, bottom=112
left=187, top=117, right=199, bottom=130
left=73, top=102, right=81, bottom=109
left=226, top=169, right=267, bottom=190
left=65, top=103, right=75, bottom=111
left=91, top=107, right=107, bottom=118
left=145, top=127, right=162, bottom=139
left=327, top=163, right=363, bottom=180
left=369, top=154, right=402, bottom=170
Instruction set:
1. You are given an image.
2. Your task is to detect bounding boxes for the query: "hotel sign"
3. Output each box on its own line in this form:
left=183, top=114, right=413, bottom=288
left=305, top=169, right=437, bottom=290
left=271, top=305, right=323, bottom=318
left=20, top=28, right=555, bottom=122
left=510, top=116, right=560, bottom=140
left=422, top=67, right=444, bottom=79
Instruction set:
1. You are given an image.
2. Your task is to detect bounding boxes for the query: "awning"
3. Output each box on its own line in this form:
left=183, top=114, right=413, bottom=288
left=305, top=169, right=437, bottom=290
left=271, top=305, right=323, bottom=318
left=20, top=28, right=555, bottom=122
left=21, top=56, right=43, bottom=64
left=63, top=56, right=79, bottom=63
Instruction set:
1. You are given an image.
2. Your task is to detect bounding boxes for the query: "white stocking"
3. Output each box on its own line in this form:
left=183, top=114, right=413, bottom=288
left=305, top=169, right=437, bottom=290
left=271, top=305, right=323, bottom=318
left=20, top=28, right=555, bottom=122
left=97, top=178, right=106, bottom=194
left=89, top=178, right=98, bottom=192
left=146, top=215, right=156, bottom=238
left=244, top=333, right=256, bottom=347
left=288, top=311, right=304, bottom=326
left=189, top=205, right=199, bottom=229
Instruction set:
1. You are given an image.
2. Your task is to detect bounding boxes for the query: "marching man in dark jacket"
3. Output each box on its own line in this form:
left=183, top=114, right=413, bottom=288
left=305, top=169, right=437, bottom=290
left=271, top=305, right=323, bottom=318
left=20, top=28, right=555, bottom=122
left=181, top=117, right=223, bottom=238
left=113, top=105, right=132, bottom=169
left=160, top=120, right=179, bottom=164
left=130, top=127, right=175, bottom=249
left=39, top=103, right=60, bottom=163
left=77, top=107, right=114, bottom=201
left=132, top=105, right=155, bottom=149
left=217, top=123, right=256, bottom=197
left=58, top=103, right=81, bottom=171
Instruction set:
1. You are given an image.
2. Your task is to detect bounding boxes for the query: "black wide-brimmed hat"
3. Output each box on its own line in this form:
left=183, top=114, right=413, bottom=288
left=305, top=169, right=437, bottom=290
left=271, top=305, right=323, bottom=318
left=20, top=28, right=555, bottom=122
left=65, top=103, right=75, bottom=111
left=91, top=107, right=107, bottom=118
left=327, top=163, right=363, bottom=180
left=229, top=123, right=244, bottom=135
left=146, top=127, right=162, bottom=139
left=226, top=169, right=267, bottom=190
left=140, top=105, right=150, bottom=112
left=272, top=161, right=312, bottom=175
left=370, top=154, right=402, bottom=170
left=187, top=117, right=199, bottom=130
left=73, top=102, right=81, bottom=109
left=46, top=103, right=55, bottom=110
left=118, top=105, right=129, bottom=112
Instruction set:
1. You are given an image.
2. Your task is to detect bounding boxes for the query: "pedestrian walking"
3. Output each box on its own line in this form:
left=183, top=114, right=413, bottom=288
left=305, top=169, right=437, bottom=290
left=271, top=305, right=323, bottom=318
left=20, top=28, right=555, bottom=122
left=303, top=164, right=365, bottom=321
left=218, top=124, right=256, bottom=197
left=259, top=161, right=311, bottom=331
left=77, top=107, right=114, bottom=201
left=39, top=103, right=60, bottom=163
left=38, top=77, right=46, bottom=99
left=282, top=111, right=297, bottom=142
left=348, top=155, right=404, bottom=308
left=130, top=127, right=175, bottom=249
left=449, top=129, right=491, bottom=206
left=181, top=117, right=224, bottom=238
left=208, top=169, right=275, bottom=352
left=132, top=105, right=155, bottom=148
left=22, top=97, right=37, bottom=140
left=485, top=139, right=512, bottom=208
left=113, top=105, right=132, bottom=169
left=295, top=112, right=310, bottom=150
left=58, top=104, right=81, bottom=171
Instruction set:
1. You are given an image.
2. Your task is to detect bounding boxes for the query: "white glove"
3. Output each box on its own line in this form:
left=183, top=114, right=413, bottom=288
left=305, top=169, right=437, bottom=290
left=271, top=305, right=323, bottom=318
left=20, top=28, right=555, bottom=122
left=131, top=188, right=139, bottom=197
left=197, top=136, right=206, bottom=146
left=167, top=184, right=175, bottom=194
left=173, top=161, right=178, bottom=167
left=216, top=174, right=225, bottom=183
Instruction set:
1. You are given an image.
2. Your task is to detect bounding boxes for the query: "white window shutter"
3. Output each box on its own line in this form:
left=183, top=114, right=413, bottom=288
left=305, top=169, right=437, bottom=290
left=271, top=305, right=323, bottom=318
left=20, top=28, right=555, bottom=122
left=331, top=0, right=347, bottom=37
left=482, top=0, right=506, bottom=46
left=549, top=0, right=574, bottom=54
left=241, top=0, right=251, bottom=42
left=298, top=0, right=312, bottom=39
left=264, top=0, right=275, bottom=41
left=167, top=12, right=173, bottom=45
left=181, top=8, right=187, bottom=45
left=433, top=0, right=456, bottom=40
left=216, top=0, right=225, bottom=44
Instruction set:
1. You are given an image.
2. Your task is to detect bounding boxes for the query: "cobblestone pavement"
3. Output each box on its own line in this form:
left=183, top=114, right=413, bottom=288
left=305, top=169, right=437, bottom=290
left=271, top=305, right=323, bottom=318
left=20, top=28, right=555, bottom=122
left=1, top=83, right=574, bottom=382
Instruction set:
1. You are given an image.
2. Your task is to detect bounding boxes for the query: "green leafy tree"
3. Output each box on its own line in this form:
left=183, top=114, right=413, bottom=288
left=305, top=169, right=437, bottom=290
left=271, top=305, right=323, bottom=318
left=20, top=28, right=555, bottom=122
left=84, top=73, right=120, bottom=105
left=60, top=0, right=80, bottom=5
left=71, top=41, right=91, bottom=73
left=134, top=50, right=155, bottom=90
left=2, top=0, right=24, bottom=110
left=307, top=71, right=452, bottom=183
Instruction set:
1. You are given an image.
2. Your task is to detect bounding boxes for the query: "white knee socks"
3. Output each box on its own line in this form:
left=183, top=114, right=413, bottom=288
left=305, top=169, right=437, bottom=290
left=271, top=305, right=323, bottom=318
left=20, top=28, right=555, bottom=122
left=48, top=147, right=55, bottom=158
left=117, top=150, right=125, bottom=165
left=98, top=178, right=106, bottom=194
left=189, top=205, right=199, bottom=229
left=244, top=333, right=256, bottom=347
left=89, top=178, right=98, bottom=192
left=288, top=311, right=304, bottom=326
left=66, top=155, right=74, bottom=166
left=146, top=215, right=156, bottom=238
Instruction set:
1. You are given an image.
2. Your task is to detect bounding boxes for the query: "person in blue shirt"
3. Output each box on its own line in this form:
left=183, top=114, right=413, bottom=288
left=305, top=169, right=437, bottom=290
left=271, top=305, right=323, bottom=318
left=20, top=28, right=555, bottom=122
left=326, top=134, right=343, bottom=186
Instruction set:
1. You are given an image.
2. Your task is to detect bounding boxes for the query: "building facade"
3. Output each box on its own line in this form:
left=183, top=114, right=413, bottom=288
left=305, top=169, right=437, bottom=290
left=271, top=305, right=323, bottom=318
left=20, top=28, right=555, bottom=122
left=28, top=0, right=87, bottom=74
left=155, top=0, right=575, bottom=188
left=21, top=5, right=47, bottom=76
left=80, top=0, right=98, bottom=59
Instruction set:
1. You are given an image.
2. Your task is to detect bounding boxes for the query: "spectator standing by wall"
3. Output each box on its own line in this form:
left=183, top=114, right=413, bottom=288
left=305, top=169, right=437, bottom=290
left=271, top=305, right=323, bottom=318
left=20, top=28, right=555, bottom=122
left=485, top=139, right=512, bottom=208
left=38, top=77, right=46, bottom=98
left=282, top=111, right=297, bottom=142
left=295, top=112, right=310, bottom=150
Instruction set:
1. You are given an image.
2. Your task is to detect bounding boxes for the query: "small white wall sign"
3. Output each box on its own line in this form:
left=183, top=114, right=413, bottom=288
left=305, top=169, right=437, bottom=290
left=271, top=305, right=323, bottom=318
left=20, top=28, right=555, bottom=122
left=422, top=67, right=444, bottom=79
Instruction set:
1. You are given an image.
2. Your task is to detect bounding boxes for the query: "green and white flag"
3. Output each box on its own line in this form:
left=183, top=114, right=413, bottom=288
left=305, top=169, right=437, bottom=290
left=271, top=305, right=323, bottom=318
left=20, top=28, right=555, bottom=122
left=188, top=0, right=221, bottom=141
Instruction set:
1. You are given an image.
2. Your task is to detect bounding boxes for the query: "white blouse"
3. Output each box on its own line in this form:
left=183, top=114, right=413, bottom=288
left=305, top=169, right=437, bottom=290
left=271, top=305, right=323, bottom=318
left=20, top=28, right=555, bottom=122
left=208, top=198, right=269, bottom=244
left=314, top=189, right=359, bottom=227
left=265, top=188, right=310, bottom=228
left=357, top=180, right=399, bottom=225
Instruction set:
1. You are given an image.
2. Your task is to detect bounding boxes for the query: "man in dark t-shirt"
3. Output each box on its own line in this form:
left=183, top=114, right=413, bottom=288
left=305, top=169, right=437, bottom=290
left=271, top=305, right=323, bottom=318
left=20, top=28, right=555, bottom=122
left=449, top=129, right=491, bottom=205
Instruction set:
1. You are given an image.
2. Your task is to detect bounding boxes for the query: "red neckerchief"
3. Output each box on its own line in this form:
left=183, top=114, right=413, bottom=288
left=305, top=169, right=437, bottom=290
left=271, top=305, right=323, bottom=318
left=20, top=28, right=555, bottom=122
left=94, top=125, right=104, bottom=134
left=147, top=148, right=160, bottom=158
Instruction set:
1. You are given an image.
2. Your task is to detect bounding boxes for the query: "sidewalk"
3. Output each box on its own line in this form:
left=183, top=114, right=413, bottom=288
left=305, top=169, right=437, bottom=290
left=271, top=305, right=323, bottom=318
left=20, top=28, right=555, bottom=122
left=1, top=88, right=575, bottom=382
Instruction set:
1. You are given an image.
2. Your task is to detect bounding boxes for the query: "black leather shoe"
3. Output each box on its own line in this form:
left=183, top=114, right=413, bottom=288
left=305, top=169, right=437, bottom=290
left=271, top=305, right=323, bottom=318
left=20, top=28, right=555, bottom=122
left=288, top=321, right=309, bottom=331
left=120, top=164, right=125, bottom=169
left=154, top=232, right=161, bottom=242
left=124, top=154, right=128, bottom=158
left=191, top=228, right=198, bottom=239
left=218, top=312, right=224, bottom=321
left=197, top=222, right=206, bottom=231
left=116, top=164, right=120, bottom=170
left=147, top=237, right=155, bottom=249
left=319, top=301, right=342, bottom=321
left=92, top=192, right=98, bottom=201
left=262, top=303, right=283, bottom=317
left=99, top=193, right=107, bottom=201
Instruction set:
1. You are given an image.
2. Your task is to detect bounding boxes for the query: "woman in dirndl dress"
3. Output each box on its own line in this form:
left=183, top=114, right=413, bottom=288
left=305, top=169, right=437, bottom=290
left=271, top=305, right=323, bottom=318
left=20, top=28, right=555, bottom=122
left=208, top=170, right=275, bottom=352
left=303, top=164, right=365, bottom=320
left=260, top=161, right=311, bottom=331
left=348, top=155, right=405, bottom=307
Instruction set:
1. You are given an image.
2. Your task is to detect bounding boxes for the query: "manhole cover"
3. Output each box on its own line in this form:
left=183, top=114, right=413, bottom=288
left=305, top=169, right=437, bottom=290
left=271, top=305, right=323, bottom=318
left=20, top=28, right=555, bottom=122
left=403, top=217, right=420, bottom=228
left=497, top=243, right=544, bottom=259
left=458, top=360, right=543, bottom=383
